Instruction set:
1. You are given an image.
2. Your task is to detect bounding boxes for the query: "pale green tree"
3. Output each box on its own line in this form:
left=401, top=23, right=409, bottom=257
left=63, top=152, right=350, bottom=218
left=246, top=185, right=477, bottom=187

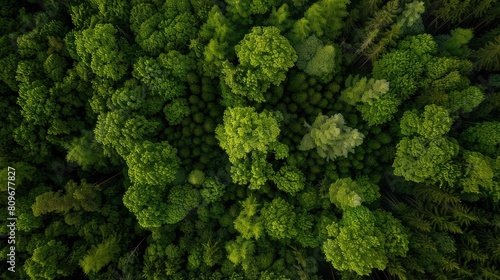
left=299, top=113, right=364, bottom=161
left=223, top=26, right=297, bottom=102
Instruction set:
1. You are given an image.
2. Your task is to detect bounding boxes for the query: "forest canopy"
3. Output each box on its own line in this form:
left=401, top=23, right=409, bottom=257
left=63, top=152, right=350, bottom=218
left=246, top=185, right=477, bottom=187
left=1, top=0, right=500, bottom=279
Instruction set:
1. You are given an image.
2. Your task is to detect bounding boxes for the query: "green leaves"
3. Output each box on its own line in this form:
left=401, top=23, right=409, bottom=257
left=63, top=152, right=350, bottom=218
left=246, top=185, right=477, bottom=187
left=329, top=177, right=380, bottom=210
left=223, top=26, right=297, bottom=102
left=461, top=151, right=499, bottom=199
left=462, top=122, right=500, bottom=157
left=393, top=136, right=459, bottom=183
left=25, top=240, right=72, bottom=279
left=32, top=180, right=101, bottom=216
left=447, top=86, right=485, bottom=114
left=472, top=35, right=500, bottom=71
left=340, top=76, right=395, bottom=125
left=164, top=98, right=190, bottom=125
left=323, top=206, right=409, bottom=276
left=400, top=104, right=453, bottom=139
left=234, top=196, right=265, bottom=240
left=341, top=76, right=390, bottom=106
left=74, top=23, right=129, bottom=81
left=216, top=107, right=284, bottom=163
left=79, top=237, right=120, bottom=274
left=188, top=170, right=206, bottom=185
left=125, top=141, right=180, bottom=186
left=261, top=197, right=297, bottom=240
left=395, top=106, right=458, bottom=184
left=164, top=185, right=200, bottom=224
left=122, top=183, right=166, bottom=228
left=272, top=165, right=305, bottom=195
left=299, top=113, right=364, bottom=161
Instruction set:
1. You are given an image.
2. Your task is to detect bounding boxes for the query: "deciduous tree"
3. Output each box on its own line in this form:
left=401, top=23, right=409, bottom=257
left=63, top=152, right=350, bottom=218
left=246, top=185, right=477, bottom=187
left=299, top=113, right=364, bottom=161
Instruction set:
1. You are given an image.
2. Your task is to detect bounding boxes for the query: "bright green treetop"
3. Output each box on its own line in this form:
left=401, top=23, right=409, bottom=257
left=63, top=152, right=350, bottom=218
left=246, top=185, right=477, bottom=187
left=122, top=183, right=168, bottom=228
left=329, top=177, right=380, bottom=210
left=164, top=185, right=200, bottom=224
left=234, top=196, right=265, bottom=240
left=272, top=165, right=305, bottom=195
left=216, top=107, right=285, bottom=163
left=261, top=197, right=297, bottom=240
left=74, top=23, right=128, bottom=81
left=299, top=113, right=364, bottom=161
left=461, top=122, right=500, bottom=157
left=400, top=104, right=453, bottom=139
left=125, top=141, right=180, bottom=186
left=223, top=26, right=297, bottom=102
left=393, top=137, right=459, bottom=183
left=461, top=151, right=499, bottom=199
left=323, top=206, right=409, bottom=276
left=341, top=76, right=390, bottom=106
left=79, top=237, right=120, bottom=275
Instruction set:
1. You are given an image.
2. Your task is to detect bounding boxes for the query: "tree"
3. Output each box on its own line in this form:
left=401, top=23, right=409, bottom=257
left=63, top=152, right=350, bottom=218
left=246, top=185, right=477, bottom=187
left=299, top=113, right=364, bottom=161
left=94, top=111, right=162, bottom=157
left=294, top=35, right=339, bottom=82
left=88, top=0, right=130, bottom=24
left=226, top=236, right=256, bottom=271
left=122, top=183, right=168, bottom=228
left=130, top=1, right=198, bottom=55
left=261, top=197, right=297, bottom=240
left=294, top=35, right=322, bottom=70
left=216, top=107, right=285, bottom=163
left=394, top=105, right=459, bottom=184
left=17, top=80, right=56, bottom=126
left=43, top=53, right=67, bottom=82
left=302, top=0, right=349, bottom=41
left=225, top=0, right=284, bottom=20
left=80, top=237, right=121, bottom=274
left=397, top=0, right=425, bottom=34
left=394, top=136, right=460, bottom=184
left=197, top=6, right=238, bottom=77
left=125, top=141, right=180, bottom=186
left=340, top=76, right=390, bottom=106
left=216, top=107, right=288, bottom=189
left=230, top=151, right=275, bottom=189
left=400, top=104, right=453, bottom=139
left=132, top=55, right=188, bottom=101
left=460, top=151, right=499, bottom=199
left=446, top=86, right=484, bottom=114
left=264, top=4, right=293, bottom=31
left=340, top=76, right=395, bottom=125
left=303, top=45, right=338, bottom=82
left=234, top=196, right=265, bottom=240
left=164, top=98, right=190, bottom=125
left=329, top=177, right=380, bottom=210
left=223, top=26, right=297, bottom=102
left=188, top=170, right=205, bottom=185
left=373, top=34, right=436, bottom=100
left=74, top=23, right=129, bottom=81
left=109, top=79, right=164, bottom=116
left=461, top=122, right=500, bottom=157
left=164, top=184, right=200, bottom=224
left=32, top=180, right=101, bottom=216
left=272, top=165, right=305, bottom=195
left=25, top=240, right=72, bottom=279
left=322, top=206, right=409, bottom=276
left=200, top=177, right=226, bottom=204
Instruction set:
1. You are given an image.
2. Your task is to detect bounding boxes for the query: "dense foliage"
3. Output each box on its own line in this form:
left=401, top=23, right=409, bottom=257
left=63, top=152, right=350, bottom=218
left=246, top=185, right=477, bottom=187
left=1, top=0, right=499, bottom=279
